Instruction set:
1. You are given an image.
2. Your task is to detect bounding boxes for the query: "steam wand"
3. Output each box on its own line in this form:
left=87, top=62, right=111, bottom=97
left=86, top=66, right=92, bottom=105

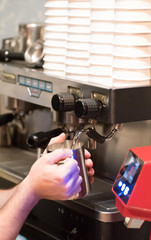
left=71, top=123, right=123, bottom=148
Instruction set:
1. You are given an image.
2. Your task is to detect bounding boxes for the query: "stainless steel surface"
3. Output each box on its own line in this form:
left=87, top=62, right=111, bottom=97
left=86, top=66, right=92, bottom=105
left=18, top=23, right=44, bottom=51
left=0, top=125, right=11, bottom=147
left=93, top=120, right=151, bottom=181
left=59, top=176, right=123, bottom=223
left=0, top=99, right=52, bottom=150
left=2, top=36, right=26, bottom=53
left=8, top=36, right=25, bottom=53
left=1, top=62, right=151, bottom=123
left=47, top=140, right=91, bottom=198
left=2, top=38, right=14, bottom=51
left=24, top=40, right=44, bottom=67
left=0, top=60, right=151, bottom=239
left=25, top=23, right=44, bottom=48
left=0, top=147, right=36, bottom=183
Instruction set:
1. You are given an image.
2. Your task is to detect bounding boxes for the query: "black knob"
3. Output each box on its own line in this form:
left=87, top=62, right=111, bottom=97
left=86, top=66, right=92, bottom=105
left=51, top=93, right=75, bottom=112
left=74, top=99, right=102, bottom=119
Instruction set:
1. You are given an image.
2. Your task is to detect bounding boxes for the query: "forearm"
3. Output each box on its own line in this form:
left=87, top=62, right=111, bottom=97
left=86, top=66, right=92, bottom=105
left=0, top=179, right=39, bottom=240
left=0, top=186, right=17, bottom=209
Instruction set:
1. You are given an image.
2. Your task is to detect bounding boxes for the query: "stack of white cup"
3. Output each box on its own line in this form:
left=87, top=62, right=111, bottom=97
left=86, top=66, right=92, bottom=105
left=112, top=0, right=151, bottom=87
left=43, top=0, right=68, bottom=77
left=89, top=0, right=115, bottom=86
left=65, top=0, right=90, bottom=82
left=43, top=0, right=151, bottom=88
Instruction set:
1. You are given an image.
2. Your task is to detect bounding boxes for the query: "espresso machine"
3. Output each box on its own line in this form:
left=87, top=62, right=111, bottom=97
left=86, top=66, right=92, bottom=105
left=0, top=61, right=151, bottom=239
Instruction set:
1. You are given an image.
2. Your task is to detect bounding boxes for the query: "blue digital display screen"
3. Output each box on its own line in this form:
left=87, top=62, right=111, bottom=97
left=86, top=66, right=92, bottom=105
left=113, top=150, right=143, bottom=204
left=16, top=234, right=28, bottom=240
left=123, top=160, right=140, bottom=184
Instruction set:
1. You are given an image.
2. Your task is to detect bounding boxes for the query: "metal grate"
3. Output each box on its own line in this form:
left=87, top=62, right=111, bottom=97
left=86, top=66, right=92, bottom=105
left=83, top=192, right=116, bottom=210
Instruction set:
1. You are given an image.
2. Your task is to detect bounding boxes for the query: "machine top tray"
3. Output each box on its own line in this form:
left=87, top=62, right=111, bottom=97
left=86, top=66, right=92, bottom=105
left=0, top=61, right=151, bottom=123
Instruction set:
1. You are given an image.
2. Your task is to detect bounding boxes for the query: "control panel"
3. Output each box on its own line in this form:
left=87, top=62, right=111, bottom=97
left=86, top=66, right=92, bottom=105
left=18, top=75, right=53, bottom=93
left=113, top=150, right=143, bottom=204
left=112, top=146, right=151, bottom=222
left=18, top=75, right=53, bottom=98
left=1, top=62, right=151, bottom=123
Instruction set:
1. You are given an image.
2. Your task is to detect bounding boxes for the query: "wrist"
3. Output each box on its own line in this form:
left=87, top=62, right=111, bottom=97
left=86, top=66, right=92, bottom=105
left=19, top=177, right=40, bottom=210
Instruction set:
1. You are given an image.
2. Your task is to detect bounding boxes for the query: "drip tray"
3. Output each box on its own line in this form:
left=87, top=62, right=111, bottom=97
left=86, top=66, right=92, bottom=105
left=0, top=147, right=36, bottom=183
left=59, top=177, right=123, bottom=222
left=83, top=192, right=116, bottom=210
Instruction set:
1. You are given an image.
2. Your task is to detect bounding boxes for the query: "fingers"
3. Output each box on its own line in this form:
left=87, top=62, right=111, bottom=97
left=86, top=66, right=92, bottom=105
left=66, top=169, right=82, bottom=192
left=65, top=169, right=82, bottom=199
left=87, top=167, right=95, bottom=177
left=60, top=158, right=79, bottom=181
left=58, top=158, right=82, bottom=199
left=67, top=179, right=82, bottom=199
left=84, top=149, right=91, bottom=159
left=46, top=149, right=72, bottom=165
left=85, top=158, right=93, bottom=169
left=89, top=176, right=94, bottom=184
left=49, top=133, right=66, bottom=145
left=87, top=167, right=95, bottom=184
left=42, top=133, right=66, bottom=156
left=85, top=158, right=95, bottom=184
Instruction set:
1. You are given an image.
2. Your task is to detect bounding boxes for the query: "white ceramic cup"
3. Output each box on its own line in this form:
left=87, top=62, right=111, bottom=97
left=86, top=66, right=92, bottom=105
left=113, top=33, right=151, bottom=46
left=114, top=22, right=151, bottom=34
left=114, top=9, right=151, bottom=22
left=112, top=79, right=151, bottom=87
left=45, top=9, right=68, bottom=17
left=115, top=0, right=151, bottom=10
left=45, top=0, right=68, bottom=8
left=44, top=69, right=65, bottom=77
left=112, top=68, right=151, bottom=81
left=113, top=56, right=151, bottom=69
left=113, top=46, right=151, bottom=58
left=44, top=47, right=66, bottom=56
left=89, top=75, right=113, bottom=86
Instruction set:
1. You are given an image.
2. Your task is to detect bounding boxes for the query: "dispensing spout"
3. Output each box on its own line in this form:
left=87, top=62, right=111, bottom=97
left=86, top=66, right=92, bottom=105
left=85, top=127, right=106, bottom=144
left=84, top=123, right=123, bottom=145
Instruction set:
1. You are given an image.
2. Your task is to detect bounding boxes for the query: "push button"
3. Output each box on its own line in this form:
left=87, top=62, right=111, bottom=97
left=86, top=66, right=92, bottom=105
left=32, top=79, right=39, bottom=88
left=46, top=82, right=52, bottom=92
left=18, top=76, right=25, bottom=85
left=26, top=77, right=32, bottom=86
left=39, top=81, right=46, bottom=90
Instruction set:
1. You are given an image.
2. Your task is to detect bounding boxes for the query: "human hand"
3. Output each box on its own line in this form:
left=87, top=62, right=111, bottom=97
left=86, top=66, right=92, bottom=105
left=46, top=133, right=95, bottom=184
left=24, top=133, right=82, bottom=201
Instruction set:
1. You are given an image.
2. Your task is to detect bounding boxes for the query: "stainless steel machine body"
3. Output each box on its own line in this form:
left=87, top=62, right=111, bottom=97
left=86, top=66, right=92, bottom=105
left=0, top=61, right=150, bottom=239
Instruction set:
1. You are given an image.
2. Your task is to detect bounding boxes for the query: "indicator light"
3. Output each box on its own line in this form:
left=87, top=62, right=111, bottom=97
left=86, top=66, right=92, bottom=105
left=124, top=187, right=130, bottom=196
left=118, top=181, right=123, bottom=187
left=121, top=183, right=126, bottom=192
